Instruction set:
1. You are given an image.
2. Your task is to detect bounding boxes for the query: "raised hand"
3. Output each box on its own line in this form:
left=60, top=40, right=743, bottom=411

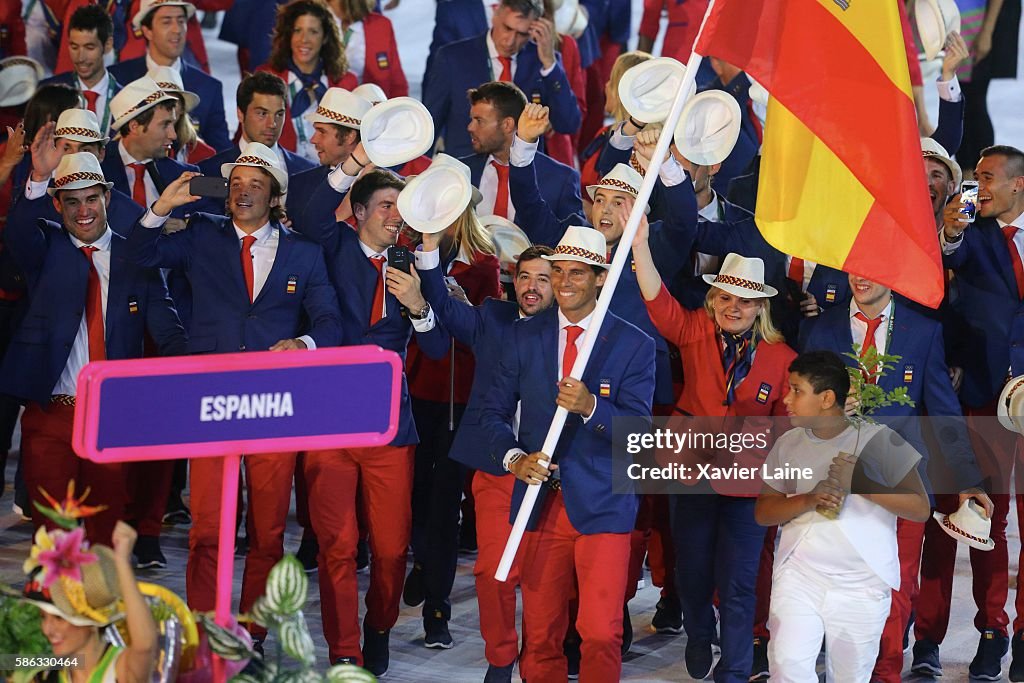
left=529, top=18, right=557, bottom=70
left=30, top=121, right=62, bottom=182
left=517, top=103, right=550, bottom=144
left=2, top=123, right=27, bottom=170
left=942, top=31, right=970, bottom=80
left=111, top=521, right=138, bottom=563
left=152, top=171, right=201, bottom=216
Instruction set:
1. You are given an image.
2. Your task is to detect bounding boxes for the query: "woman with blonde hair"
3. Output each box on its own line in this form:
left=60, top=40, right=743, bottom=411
left=257, top=0, right=357, bottom=161
left=632, top=213, right=796, bottom=682
left=324, top=0, right=408, bottom=98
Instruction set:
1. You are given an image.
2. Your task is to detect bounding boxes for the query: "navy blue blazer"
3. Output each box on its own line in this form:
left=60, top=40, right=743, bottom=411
left=425, top=0, right=488, bottom=91
left=481, top=307, right=655, bottom=534
left=942, top=218, right=1024, bottom=408
left=800, top=298, right=983, bottom=495
left=194, top=144, right=318, bottom=215
left=461, top=151, right=581, bottom=221
left=0, top=217, right=186, bottom=405
left=420, top=261, right=521, bottom=474
left=219, top=0, right=289, bottom=70
left=100, top=141, right=199, bottom=218
left=282, top=166, right=330, bottom=225
left=296, top=178, right=452, bottom=446
left=124, top=211, right=342, bottom=355
left=509, top=158, right=697, bottom=404
left=423, top=34, right=582, bottom=158
left=108, top=58, right=231, bottom=152
left=673, top=198, right=851, bottom=346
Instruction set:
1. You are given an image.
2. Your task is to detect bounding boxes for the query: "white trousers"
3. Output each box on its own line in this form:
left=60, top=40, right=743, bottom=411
left=767, top=557, right=891, bottom=683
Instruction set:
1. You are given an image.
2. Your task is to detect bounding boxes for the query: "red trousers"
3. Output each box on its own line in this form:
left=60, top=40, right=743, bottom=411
left=304, top=444, right=414, bottom=663
left=520, top=491, right=631, bottom=683
left=871, top=518, right=926, bottom=683
left=21, top=403, right=126, bottom=545
left=626, top=494, right=676, bottom=601
left=472, top=471, right=522, bottom=667
left=186, top=451, right=295, bottom=640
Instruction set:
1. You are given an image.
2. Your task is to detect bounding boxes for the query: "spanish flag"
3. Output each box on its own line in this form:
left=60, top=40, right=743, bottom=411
left=694, top=0, right=943, bottom=308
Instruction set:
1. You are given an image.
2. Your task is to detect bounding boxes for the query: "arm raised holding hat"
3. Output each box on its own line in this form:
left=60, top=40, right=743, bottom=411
left=110, top=521, right=159, bottom=683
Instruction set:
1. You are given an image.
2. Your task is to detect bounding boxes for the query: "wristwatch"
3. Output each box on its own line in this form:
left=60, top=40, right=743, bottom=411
left=409, top=302, right=431, bottom=320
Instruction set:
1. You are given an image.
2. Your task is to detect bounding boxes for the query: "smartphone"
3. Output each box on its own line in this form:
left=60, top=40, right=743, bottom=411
left=959, top=180, right=979, bottom=223
left=189, top=176, right=228, bottom=199
left=387, top=245, right=411, bottom=274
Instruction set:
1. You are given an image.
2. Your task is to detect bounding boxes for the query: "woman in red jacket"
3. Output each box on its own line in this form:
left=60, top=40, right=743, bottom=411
left=257, top=0, right=357, bottom=162
left=326, top=0, right=408, bottom=98
left=632, top=217, right=795, bottom=682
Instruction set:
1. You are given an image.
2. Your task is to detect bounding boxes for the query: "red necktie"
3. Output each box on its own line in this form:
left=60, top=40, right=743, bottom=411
left=1003, top=225, right=1024, bottom=299
left=129, top=162, right=148, bottom=208
left=240, top=235, right=256, bottom=302
left=491, top=160, right=509, bottom=218
left=562, top=325, right=583, bottom=377
left=80, top=246, right=106, bottom=362
left=369, top=255, right=386, bottom=325
left=854, top=311, right=884, bottom=383
left=787, top=256, right=804, bottom=286
left=498, top=56, right=512, bottom=82
left=82, top=90, right=100, bottom=114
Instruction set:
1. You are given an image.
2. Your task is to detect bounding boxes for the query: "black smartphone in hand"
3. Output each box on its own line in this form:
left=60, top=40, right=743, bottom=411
left=189, top=176, right=228, bottom=199
left=387, top=245, right=411, bottom=274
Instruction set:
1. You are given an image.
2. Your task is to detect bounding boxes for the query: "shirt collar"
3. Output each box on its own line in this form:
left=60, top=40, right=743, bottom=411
left=997, top=210, right=1024, bottom=230
left=78, top=70, right=109, bottom=94
left=234, top=222, right=273, bottom=243
left=486, top=30, right=514, bottom=63
left=849, top=296, right=893, bottom=321
left=558, top=308, right=595, bottom=333
left=357, top=239, right=387, bottom=260
left=146, top=52, right=182, bottom=73
left=69, top=225, right=114, bottom=251
left=118, top=142, right=151, bottom=166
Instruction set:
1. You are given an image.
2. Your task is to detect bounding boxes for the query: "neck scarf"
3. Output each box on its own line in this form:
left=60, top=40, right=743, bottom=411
left=289, top=58, right=327, bottom=120
left=722, top=329, right=756, bottom=406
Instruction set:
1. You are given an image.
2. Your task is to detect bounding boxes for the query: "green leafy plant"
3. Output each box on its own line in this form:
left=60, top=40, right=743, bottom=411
left=843, top=345, right=916, bottom=422
left=0, top=594, right=53, bottom=683
left=198, top=554, right=378, bottom=682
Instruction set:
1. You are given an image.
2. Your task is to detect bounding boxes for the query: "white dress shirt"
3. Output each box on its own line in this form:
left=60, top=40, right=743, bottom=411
left=118, top=143, right=160, bottom=209
left=333, top=17, right=366, bottom=81
left=54, top=227, right=113, bottom=396
left=79, top=70, right=113, bottom=135
left=146, top=53, right=183, bottom=74
left=477, top=155, right=515, bottom=220
left=850, top=297, right=893, bottom=356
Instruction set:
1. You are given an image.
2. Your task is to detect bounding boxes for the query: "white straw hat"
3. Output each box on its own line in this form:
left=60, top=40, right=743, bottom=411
left=674, top=90, right=742, bottom=167
left=480, top=214, right=532, bottom=280
left=915, top=0, right=961, bottom=60
left=543, top=226, right=609, bottom=269
left=146, top=65, right=199, bottom=112
left=397, top=154, right=472, bottom=234
left=304, top=87, right=372, bottom=128
left=554, top=0, right=589, bottom=39
left=132, top=0, right=196, bottom=31
left=47, top=152, right=115, bottom=196
left=921, top=137, right=962, bottom=188
left=109, top=77, right=177, bottom=131
left=702, top=253, right=778, bottom=298
left=361, top=97, right=434, bottom=168
left=585, top=162, right=643, bottom=202
left=932, top=499, right=995, bottom=551
left=0, top=56, right=44, bottom=107
left=617, top=57, right=696, bottom=125
left=54, top=108, right=109, bottom=145
left=221, top=141, right=290, bottom=193
left=353, top=83, right=388, bottom=105
left=997, top=375, right=1024, bottom=433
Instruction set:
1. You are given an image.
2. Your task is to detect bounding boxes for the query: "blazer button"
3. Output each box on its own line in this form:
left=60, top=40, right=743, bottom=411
left=239, top=344, right=246, bottom=351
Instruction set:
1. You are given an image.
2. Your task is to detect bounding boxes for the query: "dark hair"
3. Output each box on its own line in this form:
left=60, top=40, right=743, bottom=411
left=467, top=81, right=528, bottom=124
left=980, top=145, right=1024, bottom=179
left=788, top=351, right=850, bottom=406
left=330, top=0, right=372, bottom=23
left=140, top=2, right=188, bottom=30
left=319, top=123, right=360, bottom=144
left=237, top=72, right=288, bottom=114
left=118, top=101, right=176, bottom=139
left=350, top=169, right=405, bottom=214
left=68, top=4, right=114, bottom=45
left=23, top=84, right=82, bottom=142
left=500, top=0, right=543, bottom=19
left=225, top=167, right=287, bottom=223
left=268, top=0, right=348, bottom=82
left=515, top=244, right=555, bottom=274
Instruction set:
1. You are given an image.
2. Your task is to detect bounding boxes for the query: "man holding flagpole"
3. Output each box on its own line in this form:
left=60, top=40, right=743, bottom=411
left=481, top=226, right=655, bottom=682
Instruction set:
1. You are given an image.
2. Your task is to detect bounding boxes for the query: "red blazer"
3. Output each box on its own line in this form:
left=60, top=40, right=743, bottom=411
left=0, top=0, right=26, bottom=59
left=255, top=64, right=359, bottom=153
left=646, top=284, right=796, bottom=495
left=543, top=34, right=586, bottom=168
left=638, top=0, right=708, bottom=62
left=396, top=155, right=432, bottom=177
left=407, top=252, right=501, bottom=404
left=179, top=138, right=216, bottom=165
left=359, top=13, right=408, bottom=98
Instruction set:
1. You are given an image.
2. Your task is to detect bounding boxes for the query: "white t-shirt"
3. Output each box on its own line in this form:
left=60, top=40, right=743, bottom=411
left=764, top=422, right=920, bottom=589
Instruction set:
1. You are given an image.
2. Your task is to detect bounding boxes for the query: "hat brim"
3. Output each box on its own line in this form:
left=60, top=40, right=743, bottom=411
left=703, top=274, right=777, bottom=298
left=922, top=151, right=962, bottom=189
left=111, top=92, right=178, bottom=132
left=542, top=253, right=610, bottom=269
left=617, top=57, right=694, bottom=125
left=361, top=97, right=434, bottom=169
left=674, top=90, right=743, bottom=167
left=932, top=510, right=995, bottom=551
left=915, top=0, right=947, bottom=60
left=303, top=111, right=362, bottom=129
left=584, top=183, right=650, bottom=214
left=997, top=375, right=1024, bottom=432
left=221, top=163, right=289, bottom=194
left=55, top=133, right=110, bottom=146
left=133, top=1, right=196, bottom=30
left=396, top=167, right=471, bottom=235
left=47, top=180, right=115, bottom=197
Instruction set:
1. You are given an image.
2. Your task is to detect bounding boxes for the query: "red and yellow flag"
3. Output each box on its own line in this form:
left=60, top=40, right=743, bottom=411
left=695, top=0, right=943, bottom=308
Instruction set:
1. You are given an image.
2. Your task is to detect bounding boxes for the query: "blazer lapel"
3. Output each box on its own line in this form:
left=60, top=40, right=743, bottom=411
left=253, top=223, right=291, bottom=307
left=102, top=143, right=130, bottom=196
left=540, top=311, right=559, bottom=403
left=106, top=237, right=126, bottom=340
left=986, top=221, right=1021, bottom=296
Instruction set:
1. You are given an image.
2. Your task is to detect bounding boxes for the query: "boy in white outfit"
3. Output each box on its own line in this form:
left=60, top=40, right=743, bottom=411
left=755, top=351, right=930, bottom=682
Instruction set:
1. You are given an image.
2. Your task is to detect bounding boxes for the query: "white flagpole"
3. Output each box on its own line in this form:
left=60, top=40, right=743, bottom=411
left=495, top=3, right=717, bottom=582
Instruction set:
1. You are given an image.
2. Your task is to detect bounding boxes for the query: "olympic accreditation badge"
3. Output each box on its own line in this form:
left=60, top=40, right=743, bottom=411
left=286, top=275, right=298, bottom=294
left=825, top=284, right=837, bottom=303
left=904, top=364, right=914, bottom=383
left=0, top=655, right=82, bottom=670
left=600, top=379, right=611, bottom=397
left=756, top=383, right=771, bottom=404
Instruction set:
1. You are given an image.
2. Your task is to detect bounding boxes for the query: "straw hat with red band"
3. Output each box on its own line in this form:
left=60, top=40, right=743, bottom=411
left=109, top=77, right=177, bottom=131
left=305, top=87, right=373, bottom=128
left=997, top=374, right=1024, bottom=434
left=703, top=253, right=778, bottom=298
left=132, top=0, right=196, bottom=31
left=146, top=65, right=199, bottom=113
left=221, top=141, right=290, bottom=193
left=47, top=152, right=115, bottom=197
left=54, top=109, right=110, bottom=145
left=921, top=137, right=962, bottom=189
left=542, top=226, right=609, bottom=270
left=932, top=499, right=995, bottom=551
